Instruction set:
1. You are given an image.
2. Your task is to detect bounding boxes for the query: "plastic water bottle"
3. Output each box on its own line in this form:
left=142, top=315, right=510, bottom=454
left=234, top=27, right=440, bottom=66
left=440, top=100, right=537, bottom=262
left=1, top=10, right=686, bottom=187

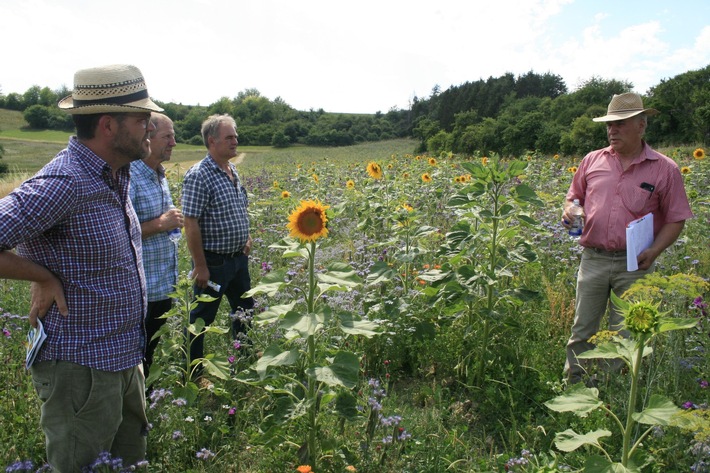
left=167, top=205, right=182, bottom=242
left=168, top=227, right=182, bottom=242
left=568, top=199, right=584, bottom=238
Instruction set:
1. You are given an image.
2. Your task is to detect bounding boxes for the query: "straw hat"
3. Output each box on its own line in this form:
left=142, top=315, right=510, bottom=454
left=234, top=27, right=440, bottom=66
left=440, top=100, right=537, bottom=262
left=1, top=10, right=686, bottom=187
left=592, top=92, right=659, bottom=122
left=58, top=64, right=163, bottom=115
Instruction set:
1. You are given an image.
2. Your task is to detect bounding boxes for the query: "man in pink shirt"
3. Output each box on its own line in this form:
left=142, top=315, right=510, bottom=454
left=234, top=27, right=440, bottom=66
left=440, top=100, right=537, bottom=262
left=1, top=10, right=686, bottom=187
left=561, top=92, right=693, bottom=385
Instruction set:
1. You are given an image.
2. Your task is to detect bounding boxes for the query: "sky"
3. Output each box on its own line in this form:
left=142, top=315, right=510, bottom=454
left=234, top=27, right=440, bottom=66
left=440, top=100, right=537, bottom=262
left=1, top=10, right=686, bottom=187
left=1, top=0, right=708, bottom=114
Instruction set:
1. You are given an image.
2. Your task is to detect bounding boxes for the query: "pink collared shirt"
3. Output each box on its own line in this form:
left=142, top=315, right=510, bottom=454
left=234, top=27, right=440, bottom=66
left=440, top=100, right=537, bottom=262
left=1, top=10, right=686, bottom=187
left=566, top=143, right=693, bottom=252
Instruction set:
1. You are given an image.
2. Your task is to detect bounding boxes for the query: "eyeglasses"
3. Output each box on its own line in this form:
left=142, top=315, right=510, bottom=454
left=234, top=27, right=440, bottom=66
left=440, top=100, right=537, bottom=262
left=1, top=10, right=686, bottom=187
left=113, top=113, right=153, bottom=129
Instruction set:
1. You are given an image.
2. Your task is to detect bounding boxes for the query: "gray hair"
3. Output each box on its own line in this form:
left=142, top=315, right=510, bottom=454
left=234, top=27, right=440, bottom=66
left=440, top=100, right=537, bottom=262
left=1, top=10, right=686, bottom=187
left=149, top=112, right=173, bottom=139
left=201, top=114, right=237, bottom=149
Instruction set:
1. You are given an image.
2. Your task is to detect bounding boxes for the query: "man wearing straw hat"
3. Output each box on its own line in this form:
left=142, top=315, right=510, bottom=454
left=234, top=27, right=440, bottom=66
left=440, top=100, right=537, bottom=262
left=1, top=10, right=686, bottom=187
left=561, top=92, right=693, bottom=386
left=0, top=64, right=162, bottom=471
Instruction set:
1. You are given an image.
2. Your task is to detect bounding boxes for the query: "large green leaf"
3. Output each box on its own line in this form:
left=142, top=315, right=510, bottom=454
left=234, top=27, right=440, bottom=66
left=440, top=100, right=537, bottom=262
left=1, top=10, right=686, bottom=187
left=554, top=428, right=611, bottom=452
left=366, top=260, right=397, bottom=285
left=317, top=262, right=362, bottom=287
left=269, top=237, right=310, bottom=258
left=632, top=394, right=682, bottom=425
left=577, top=337, right=651, bottom=363
left=413, top=225, right=438, bottom=238
left=254, top=345, right=300, bottom=380
left=544, top=383, right=602, bottom=416
left=281, top=309, right=327, bottom=338
left=187, top=317, right=205, bottom=336
left=657, top=317, right=698, bottom=333
left=201, top=353, right=230, bottom=380
left=338, top=312, right=380, bottom=337
left=308, top=351, right=360, bottom=388
left=243, top=269, right=289, bottom=297
left=255, top=302, right=296, bottom=325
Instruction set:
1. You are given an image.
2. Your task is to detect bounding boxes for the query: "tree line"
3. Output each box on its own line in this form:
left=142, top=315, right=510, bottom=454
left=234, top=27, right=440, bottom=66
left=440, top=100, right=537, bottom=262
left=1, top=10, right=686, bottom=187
left=1, top=65, right=708, bottom=157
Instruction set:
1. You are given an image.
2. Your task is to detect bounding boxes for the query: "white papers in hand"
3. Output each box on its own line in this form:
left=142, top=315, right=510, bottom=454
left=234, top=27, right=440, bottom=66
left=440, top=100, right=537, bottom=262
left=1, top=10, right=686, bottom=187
left=626, top=213, right=654, bottom=271
left=26, top=319, right=47, bottom=369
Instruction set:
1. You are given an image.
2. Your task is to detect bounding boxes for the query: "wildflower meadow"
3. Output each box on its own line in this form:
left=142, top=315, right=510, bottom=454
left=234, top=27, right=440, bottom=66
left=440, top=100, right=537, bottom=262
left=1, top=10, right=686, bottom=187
left=1, top=142, right=708, bottom=472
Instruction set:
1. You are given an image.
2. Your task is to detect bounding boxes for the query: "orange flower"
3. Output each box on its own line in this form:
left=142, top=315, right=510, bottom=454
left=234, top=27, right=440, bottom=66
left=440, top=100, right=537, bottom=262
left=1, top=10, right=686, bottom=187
left=296, top=466, right=312, bottom=473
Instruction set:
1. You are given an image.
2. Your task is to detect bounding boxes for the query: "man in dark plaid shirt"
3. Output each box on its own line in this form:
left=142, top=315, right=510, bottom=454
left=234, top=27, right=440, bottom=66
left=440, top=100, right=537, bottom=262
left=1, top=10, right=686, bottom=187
left=0, top=65, right=162, bottom=472
left=182, top=114, right=254, bottom=382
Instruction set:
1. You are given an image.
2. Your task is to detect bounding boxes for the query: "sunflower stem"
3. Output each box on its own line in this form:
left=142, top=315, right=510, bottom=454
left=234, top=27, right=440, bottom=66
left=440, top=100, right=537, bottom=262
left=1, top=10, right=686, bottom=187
left=622, top=333, right=648, bottom=466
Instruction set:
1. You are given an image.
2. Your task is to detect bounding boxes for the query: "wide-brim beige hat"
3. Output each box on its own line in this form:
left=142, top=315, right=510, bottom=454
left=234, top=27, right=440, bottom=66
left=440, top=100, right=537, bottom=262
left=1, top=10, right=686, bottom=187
left=58, top=64, right=164, bottom=115
left=592, top=92, right=659, bottom=122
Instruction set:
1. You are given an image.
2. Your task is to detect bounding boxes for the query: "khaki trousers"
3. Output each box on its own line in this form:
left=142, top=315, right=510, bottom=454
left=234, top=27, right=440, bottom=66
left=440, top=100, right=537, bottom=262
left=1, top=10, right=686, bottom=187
left=31, top=361, right=148, bottom=472
left=564, top=248, right=654, bottom=383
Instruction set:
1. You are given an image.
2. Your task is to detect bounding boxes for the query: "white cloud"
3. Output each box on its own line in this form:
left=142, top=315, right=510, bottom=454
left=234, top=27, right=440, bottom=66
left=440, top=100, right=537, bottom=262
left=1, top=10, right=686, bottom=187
left=0, top=0, right=707, bottom=112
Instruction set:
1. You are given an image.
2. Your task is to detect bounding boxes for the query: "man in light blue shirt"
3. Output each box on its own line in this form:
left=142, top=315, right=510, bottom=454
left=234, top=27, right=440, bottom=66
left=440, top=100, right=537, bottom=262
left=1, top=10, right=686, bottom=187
left=129, top=112, right=183, bottom=386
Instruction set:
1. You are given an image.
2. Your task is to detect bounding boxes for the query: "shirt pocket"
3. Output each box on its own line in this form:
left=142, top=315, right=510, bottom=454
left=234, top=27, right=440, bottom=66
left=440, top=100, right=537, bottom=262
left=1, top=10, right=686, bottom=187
left=619, top=183, right=655, bottom=216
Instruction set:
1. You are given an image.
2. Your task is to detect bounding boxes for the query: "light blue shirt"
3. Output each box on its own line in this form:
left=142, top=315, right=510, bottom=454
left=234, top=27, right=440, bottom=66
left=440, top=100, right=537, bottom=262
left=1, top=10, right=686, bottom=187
left=129, top=160, right=178, bottom=302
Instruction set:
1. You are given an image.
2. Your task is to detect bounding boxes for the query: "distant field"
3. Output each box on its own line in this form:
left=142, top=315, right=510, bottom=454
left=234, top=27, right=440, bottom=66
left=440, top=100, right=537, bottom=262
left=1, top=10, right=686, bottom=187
left=0, top=108, right=417, bottom=196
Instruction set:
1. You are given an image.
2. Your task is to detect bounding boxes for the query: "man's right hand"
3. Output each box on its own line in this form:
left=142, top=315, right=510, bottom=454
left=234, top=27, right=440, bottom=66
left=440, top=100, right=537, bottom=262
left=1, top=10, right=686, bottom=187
left=29, top=275, right=68, bottom=328
left=561, top=201, right=584, bottom=230
left=191, top=264, right=210, bottom=289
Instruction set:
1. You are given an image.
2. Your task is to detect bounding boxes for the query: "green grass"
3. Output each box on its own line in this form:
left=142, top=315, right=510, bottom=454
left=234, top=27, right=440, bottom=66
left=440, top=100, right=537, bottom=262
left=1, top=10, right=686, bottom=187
left=0, top=108, right=418, bottom=176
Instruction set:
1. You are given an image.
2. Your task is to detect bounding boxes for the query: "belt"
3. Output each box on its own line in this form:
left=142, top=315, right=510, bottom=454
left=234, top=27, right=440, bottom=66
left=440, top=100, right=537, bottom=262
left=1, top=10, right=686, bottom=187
left=205, top=249, right=243, bottom=259
left=587, top=247, right=627, bottom=257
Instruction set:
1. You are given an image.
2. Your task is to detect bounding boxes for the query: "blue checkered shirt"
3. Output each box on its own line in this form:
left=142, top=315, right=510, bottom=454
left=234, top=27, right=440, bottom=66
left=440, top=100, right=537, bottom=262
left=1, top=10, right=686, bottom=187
left=0, top=137, right=146, bottom=372
left=182, top=155, right=250, bottom=253
left=129, top=160, right=178, bottom=302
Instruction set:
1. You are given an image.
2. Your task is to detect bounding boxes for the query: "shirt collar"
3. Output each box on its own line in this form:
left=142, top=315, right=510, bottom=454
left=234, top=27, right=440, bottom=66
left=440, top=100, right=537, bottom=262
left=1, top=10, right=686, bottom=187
left=605, top=141, right=658, bottom=165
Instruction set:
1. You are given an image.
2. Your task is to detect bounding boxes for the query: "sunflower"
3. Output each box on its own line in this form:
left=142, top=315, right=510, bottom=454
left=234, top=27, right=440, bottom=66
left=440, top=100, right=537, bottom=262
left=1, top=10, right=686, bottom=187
left=281, top=190, right=291, bottom=199
left=421, top=173, right=432, bottom=183
left=387, top=163, right=394, bottom=169
left=428, top=157, right=437, bottom=166
left=567, top=166, right=578, bottom=174
left=481, top=157, right=489, bottom=166
left=694, top=148, right=705, bottom=160
left=312, top=173, right=319, bottom=183
left=346, top=179, right=355, bottom=189
left=272, top=180, right=280, bottom=189
left=681, top=166, right=691, bottom=174
left=366, top=161, right=383, bottom=179
left=402, top=172, right=410, bottom=179
left=453, top=176, right=462, bottom=183
left=553, top=154, right=560, bottom=160
left=401, top=203, right=414, bottom=212
left=287, top=200, right=329, bottom=242
left=623, top=301, right=661, bottom=335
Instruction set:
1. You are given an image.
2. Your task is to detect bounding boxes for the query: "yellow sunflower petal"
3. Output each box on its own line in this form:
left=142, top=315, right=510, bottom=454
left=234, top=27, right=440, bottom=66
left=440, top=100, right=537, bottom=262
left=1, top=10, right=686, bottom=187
left=287, top=200, right=330, bottom=242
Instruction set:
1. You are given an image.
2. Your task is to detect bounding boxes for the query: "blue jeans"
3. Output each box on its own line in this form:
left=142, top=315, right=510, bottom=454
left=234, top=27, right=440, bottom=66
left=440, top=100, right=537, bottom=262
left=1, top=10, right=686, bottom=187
left=189, top=251, right=254, bottom=370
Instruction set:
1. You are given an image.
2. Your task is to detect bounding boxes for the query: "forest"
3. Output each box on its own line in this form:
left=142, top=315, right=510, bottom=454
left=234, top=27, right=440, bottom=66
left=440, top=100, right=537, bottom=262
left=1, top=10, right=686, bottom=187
left=1, top=65, right=708, bottom=158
